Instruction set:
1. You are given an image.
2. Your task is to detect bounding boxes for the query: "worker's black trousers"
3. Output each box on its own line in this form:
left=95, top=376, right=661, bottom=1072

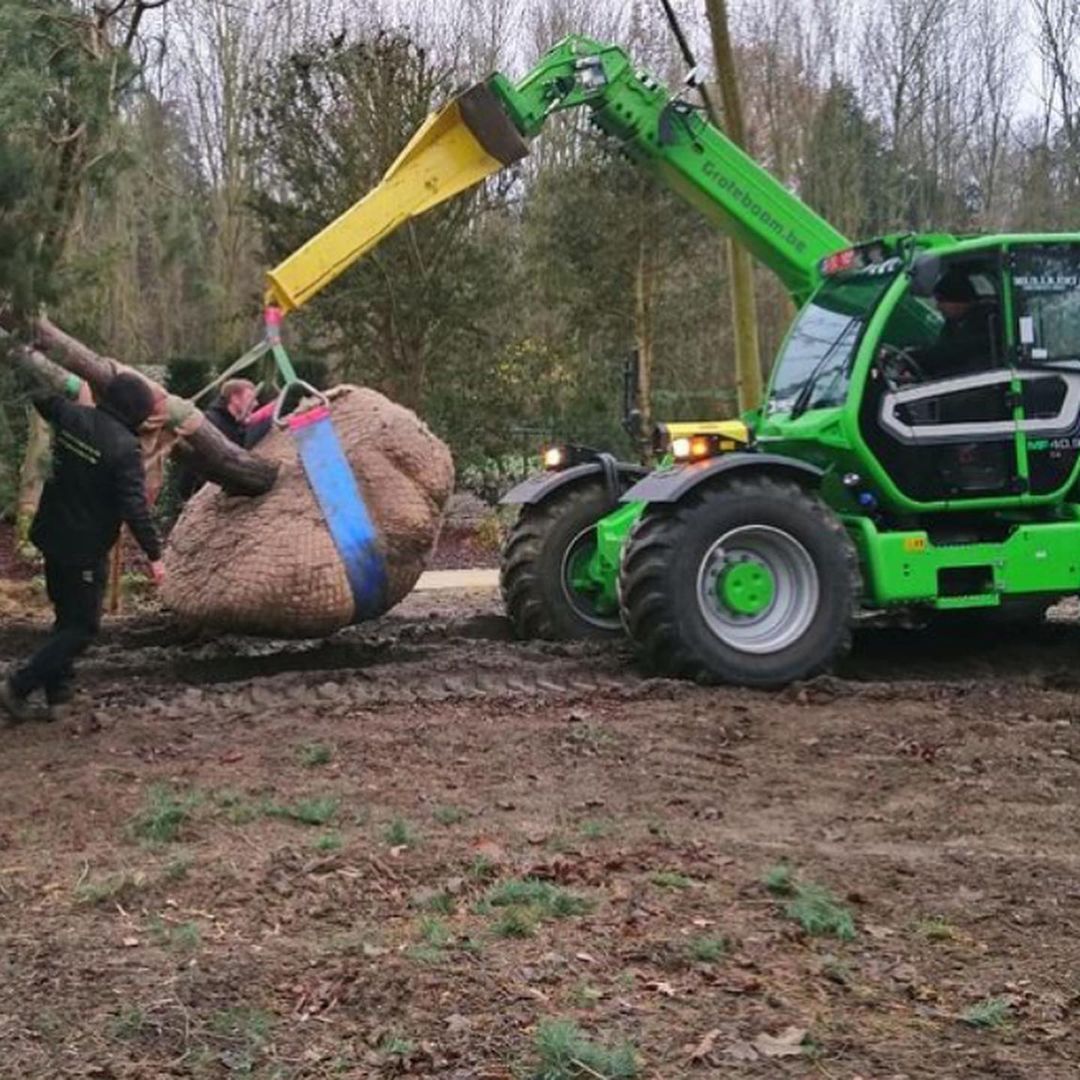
left=10, top=558, right=107, bottom=703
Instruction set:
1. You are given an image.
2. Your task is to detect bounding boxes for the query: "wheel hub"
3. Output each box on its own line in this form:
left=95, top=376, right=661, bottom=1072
left=560, top=525, right=621, bottom=629
left=717, top=558, right=775, bottom=616
left=696, top=525, right=820, bottom=655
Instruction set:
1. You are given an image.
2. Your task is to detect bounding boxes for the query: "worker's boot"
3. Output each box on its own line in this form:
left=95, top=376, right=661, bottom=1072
left=44, top=683, right=76, bottom=724
left=0, top=678, right=32, bottom=726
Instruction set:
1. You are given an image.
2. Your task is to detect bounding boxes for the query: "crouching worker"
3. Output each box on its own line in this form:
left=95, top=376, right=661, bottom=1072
left=1, top=374, right=165, bottom=725
left=175, top=378, right=270, bottom=501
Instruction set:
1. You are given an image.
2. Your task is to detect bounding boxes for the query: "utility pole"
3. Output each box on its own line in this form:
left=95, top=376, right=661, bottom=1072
left=701, top=0, right=764, bottom=412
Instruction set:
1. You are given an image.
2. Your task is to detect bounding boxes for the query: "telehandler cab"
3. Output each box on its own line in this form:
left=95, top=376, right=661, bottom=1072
left=269, top=34, right=1080, bottom=687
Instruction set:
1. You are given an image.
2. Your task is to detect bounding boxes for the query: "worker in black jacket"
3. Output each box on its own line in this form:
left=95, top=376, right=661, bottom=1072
left=1, top=373, right=165, bottom=724
left=175, top=378, right=266, bottom=501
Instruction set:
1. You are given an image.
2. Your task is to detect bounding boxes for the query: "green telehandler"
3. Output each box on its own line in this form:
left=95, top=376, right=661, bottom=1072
left=273, top=33, right=1080, bottom=687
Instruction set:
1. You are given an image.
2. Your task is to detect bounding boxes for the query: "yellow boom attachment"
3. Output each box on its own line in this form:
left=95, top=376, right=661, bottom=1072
left=264, top=83, right=528, bottom=314
left=657, top=420, right=751, bottom=446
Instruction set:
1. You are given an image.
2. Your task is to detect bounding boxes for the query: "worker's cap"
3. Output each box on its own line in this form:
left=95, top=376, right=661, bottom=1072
left=101, top=372, right=156, bottom=431
left=933, top=268, right=977, bottom=303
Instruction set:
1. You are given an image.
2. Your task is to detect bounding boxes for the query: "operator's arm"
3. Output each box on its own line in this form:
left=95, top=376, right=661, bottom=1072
left=113, top=443, right=163, bottom=563
left=239, top=396, right=275, bottom=448
left=245, top=414, right=273, bottom=448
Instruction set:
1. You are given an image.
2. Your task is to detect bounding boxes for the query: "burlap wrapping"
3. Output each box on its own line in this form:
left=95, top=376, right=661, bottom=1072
left=162, top=386, right=454, bottom=637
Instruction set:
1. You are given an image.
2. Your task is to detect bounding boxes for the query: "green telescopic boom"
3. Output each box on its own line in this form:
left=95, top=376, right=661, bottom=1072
left=263, top=35, right=850, bottom=319
left=488, top=35, right=849, bottom=304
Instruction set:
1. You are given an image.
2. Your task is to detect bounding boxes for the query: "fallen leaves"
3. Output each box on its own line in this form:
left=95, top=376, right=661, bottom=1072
left=683, top=1025, right=808, bottom=1066
left=687, top=1027, right=720, bottom=1061
left=751, top=1025, right=808, bottom=1058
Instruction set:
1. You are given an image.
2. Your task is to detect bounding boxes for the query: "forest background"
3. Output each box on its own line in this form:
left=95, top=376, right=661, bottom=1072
left=2, top=0, right=1079, bottom=510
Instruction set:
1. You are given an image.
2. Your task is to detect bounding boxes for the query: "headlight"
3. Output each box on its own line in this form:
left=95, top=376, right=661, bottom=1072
left=671, top=435, right=717, bottom=461
left=671, top=437, right=692, bottom=460
left=659, top=420, right=752, bottom=462
left=543, top=446, right=566, bottom=469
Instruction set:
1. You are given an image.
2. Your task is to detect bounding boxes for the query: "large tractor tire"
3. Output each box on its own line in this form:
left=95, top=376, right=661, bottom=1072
left=619, top=476, right=859, bottom=687
left=501, top=482, right=623, bottom=640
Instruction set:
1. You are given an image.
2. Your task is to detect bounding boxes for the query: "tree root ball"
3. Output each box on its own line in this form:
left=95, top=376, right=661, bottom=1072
left=163, top=386, right=454, bottom=636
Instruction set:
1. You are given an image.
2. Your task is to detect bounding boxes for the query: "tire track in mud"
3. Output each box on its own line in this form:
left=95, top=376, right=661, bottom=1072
left=6, top=599, right=1080, bottom=716
left=32, top=611, right=690, bottom=714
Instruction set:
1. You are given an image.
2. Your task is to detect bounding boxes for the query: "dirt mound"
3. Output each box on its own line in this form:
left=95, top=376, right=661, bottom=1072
left=163, top=386, right=454, bottom=636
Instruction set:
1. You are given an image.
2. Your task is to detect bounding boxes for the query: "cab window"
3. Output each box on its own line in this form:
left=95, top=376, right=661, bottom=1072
left=1012, top=245, right=1080, bottom=365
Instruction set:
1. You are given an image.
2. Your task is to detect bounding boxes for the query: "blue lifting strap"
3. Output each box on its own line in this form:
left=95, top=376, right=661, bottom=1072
left=288, top=403, right=387, bottom=620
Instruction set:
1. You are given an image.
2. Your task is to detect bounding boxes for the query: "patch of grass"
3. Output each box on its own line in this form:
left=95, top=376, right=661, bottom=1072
left=380, top=1033, right=415, bottom=1059
left=962, top=997, right=1012, bottom=1029
left=419, top=916, right=452, bottom=948
left=687, top=935, right=729, bottom=963
left=917, top=917, right=956, bottom=941
left=266, top=796, right=339, bottom=827
left=383, top=817, right=419, bottom=847
left=468, top=855, right=497, bottom=882
left=432, top=804, right=466, bottom=826
left=75, top=870, right=145, bottom=906
left=407, top=916, right=454, bottom=963
left=145, top=918, right=200, bottom=953
left=531, top=1018, right=637, bottom=1080
left=783, top=883, right=856, bottom=941
left=299, top=742, right=333, bottom=767
left=30, top=1008, right=65, bottom=1046
left=762, top=865, right=856, bottom=941
left=215, top=790, right=260, bottom=825
left=130, top=785, right=200, bottom=845
left=763, top=862, right=796, bottom=896
left=162, top=853, right=193, bottom=883
left=109, top=1005, right=151, bottom=1041
left=563, top=723, right=615, bottom=752
left=209, top=1006, right=273, bottom=1049
left=407, top=944, right=444, bottom=964
left=570, top=983, right=604, bottom=1009
left=288, top=796, right=339, bottom=826
left=321, top=929, right=383, bottom=956
left=414, top=889, right=455, bottom=915
left=459, top=934, right=486, bottom=956
left=485, top=878, right=592, bottom=919
left=172, top=921, right=202, bottom=951
left=492, top=907, right=536, bottom=939
left=649, top=870, right=693, bottom=890
left=578, top=818, right=613, bottom=840
left=147, top=915, right=201, bottom=952
left=314, top=831, right=343, bottom=852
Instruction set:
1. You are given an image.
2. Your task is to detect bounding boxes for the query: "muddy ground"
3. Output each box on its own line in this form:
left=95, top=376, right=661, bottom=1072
left=1, top=584, right=1078, bottom=1079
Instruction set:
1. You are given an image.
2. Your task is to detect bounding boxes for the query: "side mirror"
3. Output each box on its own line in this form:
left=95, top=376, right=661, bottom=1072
left=910, top=254, right=941, bottom=297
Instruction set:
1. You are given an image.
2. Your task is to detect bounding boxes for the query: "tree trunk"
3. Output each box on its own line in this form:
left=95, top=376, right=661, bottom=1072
left=15, top=410, right=50, bottom=550
left=634, top=195, right=656, bottom=464
left=703, top=0, right=764, bottom=413
left=3, top=318, right=278, bottom=496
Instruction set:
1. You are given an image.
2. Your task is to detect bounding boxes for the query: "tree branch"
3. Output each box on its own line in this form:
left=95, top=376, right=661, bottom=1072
left=9, top=315, right=279, bottom=497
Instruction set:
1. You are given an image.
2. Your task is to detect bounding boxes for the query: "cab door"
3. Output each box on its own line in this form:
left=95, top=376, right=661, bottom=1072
left=1008, top=244, right=1080, bottom=497
left=871, top=254, right=1022, bottom=503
